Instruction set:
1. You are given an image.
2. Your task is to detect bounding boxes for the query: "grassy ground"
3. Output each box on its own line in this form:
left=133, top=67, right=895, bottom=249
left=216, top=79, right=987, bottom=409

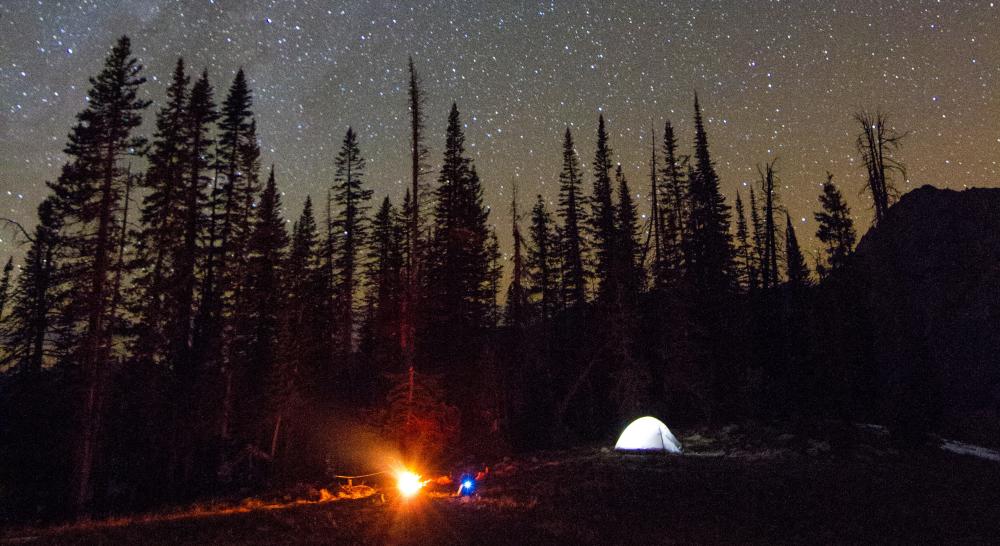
left=5, top=424, right=999, bottom=545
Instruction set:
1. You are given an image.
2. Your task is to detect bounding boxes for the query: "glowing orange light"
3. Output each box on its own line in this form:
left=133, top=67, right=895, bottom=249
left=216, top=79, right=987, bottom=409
left=395, top=470, right=425, bottom=498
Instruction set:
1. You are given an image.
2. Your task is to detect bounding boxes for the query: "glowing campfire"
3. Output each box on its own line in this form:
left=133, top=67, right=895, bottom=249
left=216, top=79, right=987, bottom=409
left=394, top=469, right=428, bottom=498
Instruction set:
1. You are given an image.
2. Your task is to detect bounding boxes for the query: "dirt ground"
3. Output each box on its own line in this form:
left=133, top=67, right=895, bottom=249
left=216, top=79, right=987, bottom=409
left=6, top=425, right=1000, bottom=545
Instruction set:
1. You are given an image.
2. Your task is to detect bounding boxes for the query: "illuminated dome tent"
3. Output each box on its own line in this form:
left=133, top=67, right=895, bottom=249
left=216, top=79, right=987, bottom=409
left=614, top=416, right=682, bottom=453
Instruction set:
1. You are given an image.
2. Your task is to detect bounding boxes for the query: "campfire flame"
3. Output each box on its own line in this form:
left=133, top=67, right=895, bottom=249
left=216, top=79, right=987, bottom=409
left=395, top=469, right=427, bottom=498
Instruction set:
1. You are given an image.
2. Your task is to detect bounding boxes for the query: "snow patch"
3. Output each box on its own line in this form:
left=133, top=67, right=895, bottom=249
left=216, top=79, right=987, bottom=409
left=940, top=439, right=1000, bottom=462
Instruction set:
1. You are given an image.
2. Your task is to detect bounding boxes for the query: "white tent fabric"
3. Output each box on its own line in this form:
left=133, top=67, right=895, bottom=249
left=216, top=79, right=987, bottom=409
left=614, top=416, right=682, bottom=453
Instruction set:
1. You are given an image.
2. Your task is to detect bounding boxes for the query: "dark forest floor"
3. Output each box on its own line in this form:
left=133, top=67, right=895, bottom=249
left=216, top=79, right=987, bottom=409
left=5, top=423, right=1000, bottom=545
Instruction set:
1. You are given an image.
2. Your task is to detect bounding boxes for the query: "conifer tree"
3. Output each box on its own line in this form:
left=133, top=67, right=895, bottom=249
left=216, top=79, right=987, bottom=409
left=241, top=166, right=289, bottom=448
left=1, top=199, right=62, bottom=375
left=590, top=115, right=618, bottom=302
left=556, top=128, right=587, bottom=309
left=169, top=70, right=217, bottom=367
left=657, top=120, right=687, bottom=287
left=132, top=59, right=189, bottom=363
left=282, top=196, right=331, bottom=406
left=784, top=213, right=810, bottom=287
left=814, top=174, right=857, bottom=278
left=0, top=257, right=13, bottom=321
left=330, top=127, right=372, bottom=354
left=427, top=104, right=492, bottom=365
left=734, top=191, right=757, bottom=292
left=527, top=195, right=558, bottom=321
left=505, top=185, right=527, bottom=329
left=614, top=165, right=642, bottom=302
left=196, top=71, right=258, bottom=440
left=684, top=96, right=733, bottom=295
left=749, top=186, right=765, bottom=284
left=365, top=196, right=404, bottom=371
left=648, top=127, right=663, bottom=281
left=402, top=57, right=429, bottom=384
left=45, top=35, right=149, bottom=513
left=757, top=160, right=781, bottom=289
left=486, top=225, right=504, bottom=328
left=406, top=57, right=430, bottom=275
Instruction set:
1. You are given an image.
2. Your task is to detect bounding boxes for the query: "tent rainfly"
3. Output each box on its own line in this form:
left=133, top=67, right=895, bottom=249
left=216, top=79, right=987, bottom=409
left=614, top=416, right=682, bottom=453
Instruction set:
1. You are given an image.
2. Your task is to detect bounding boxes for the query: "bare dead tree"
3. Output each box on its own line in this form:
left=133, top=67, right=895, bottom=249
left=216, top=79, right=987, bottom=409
left=854, top=110, right=907, bottom=225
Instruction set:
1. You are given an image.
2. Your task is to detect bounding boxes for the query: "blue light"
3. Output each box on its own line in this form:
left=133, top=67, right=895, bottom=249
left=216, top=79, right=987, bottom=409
left=463, top=480, right=473, bottom=489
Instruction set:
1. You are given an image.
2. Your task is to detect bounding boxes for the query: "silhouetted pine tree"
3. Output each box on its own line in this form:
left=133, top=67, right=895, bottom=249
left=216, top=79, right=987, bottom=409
left=657, top=120, right=687, bottom=288
left=131, top=58, right=189, bottom=365
left=748, top=186, right=765, bottom=285
left=590, top=115, right=617, bottom=302
left=784, top=213, right=810, bottom=287
left=330, top=127, right=371, bottom=356
left=426, top=104, right=492, bottom=368
left=684, top=96, right=733, bottom=296
left=240, top=167, right=289, bottom=451
left=648, top=127, right=663, bottom=283
left=44, top=35, right=149, bottom=513
left=1, top=199, right=62, bottom=375
left=0, top=257, right=12, bottom=321
left=556, top=128, right=587, bottom=310
left=486, top=225, right=503, bottom=328
left=402, top=57, right=430, bottom=387
left=757, top=160, right=781, bottom=289
left=364, top=196, right=404, bottom=375
left=527, top=195, right=558, bottom=322
left=282, top=197, right=328, bottom=394
left=733, top=191, right=757, bottom=292
left=196, top=69, right=259, bottom=443
left=814, top=174, right=857, bottom=278
left=169, top=70, right=217, bottom=367
left=614, top=165, right=642, bottom=302
left=268, top=196, right=320, bottom=469
left=505, top=186, right=527, bottom=329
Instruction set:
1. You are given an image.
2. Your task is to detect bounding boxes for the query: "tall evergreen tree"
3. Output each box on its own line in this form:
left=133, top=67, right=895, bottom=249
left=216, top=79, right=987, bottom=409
left=784, top=213, right=810, bottom=287
left=402, top=57, right=429, bottom=384
left=363, top=195, right=404, bottom=374
left=814, top=174, right=857, bottom=278
left=657, top=120, right=687, bottom=288
left=556, top=128, right=587, bottom=309
left=240, top=166, right=289, bottom=449
left=169, top=70, right=217, bottom=369
left=0, top=257, right=13, bottom=321
left=757, top=160, right=781, bottom=290
left=527, top=195, right=558, bottom=322
left=748, top=186, right=765, bottom=285
left=590, top=115, right=617, bottom=302
left=614, top=165, right=642, bottom=302
left=486, top=225, right=504, bottom=328
left=426, top=104, right=492, bottom=367
left=198, top=69, right=257, bottom=354
left=283, top=196, right=331, bottom=406
left=684, top=95, right=733, bottom=295
left=648, top=127, right=663, bottom=282
left=131, top=58, right=189, bottom=364
left=506, top=185, right=527, bottom=329
left=330, top=127, right=372, bottom=354
left=45, top=35, right=149, bottom=513
left=1, top=199, right=62, bottom=375
left=734, top=191, right=757, bottom=292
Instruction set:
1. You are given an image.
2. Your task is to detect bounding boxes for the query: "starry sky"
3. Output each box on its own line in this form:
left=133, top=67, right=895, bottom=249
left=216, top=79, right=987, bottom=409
left=2, top=0, right=999, bottom=268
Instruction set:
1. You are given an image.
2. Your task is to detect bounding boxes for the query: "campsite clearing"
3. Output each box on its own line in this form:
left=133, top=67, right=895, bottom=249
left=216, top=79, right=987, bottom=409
left=6, top=424, right=999, bottom=545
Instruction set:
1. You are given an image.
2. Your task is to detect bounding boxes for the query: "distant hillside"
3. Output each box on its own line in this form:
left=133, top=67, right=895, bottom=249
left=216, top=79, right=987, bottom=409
left=851, top=185, right=1000, bottom=436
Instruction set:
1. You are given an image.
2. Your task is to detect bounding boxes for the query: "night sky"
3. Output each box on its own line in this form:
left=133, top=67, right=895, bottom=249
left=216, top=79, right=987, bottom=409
left=2, top=1, right=999, bottom=266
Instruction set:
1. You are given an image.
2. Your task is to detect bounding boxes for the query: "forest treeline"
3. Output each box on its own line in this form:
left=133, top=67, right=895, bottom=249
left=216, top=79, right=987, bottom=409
left=1, top=37, right=910, bottom=520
